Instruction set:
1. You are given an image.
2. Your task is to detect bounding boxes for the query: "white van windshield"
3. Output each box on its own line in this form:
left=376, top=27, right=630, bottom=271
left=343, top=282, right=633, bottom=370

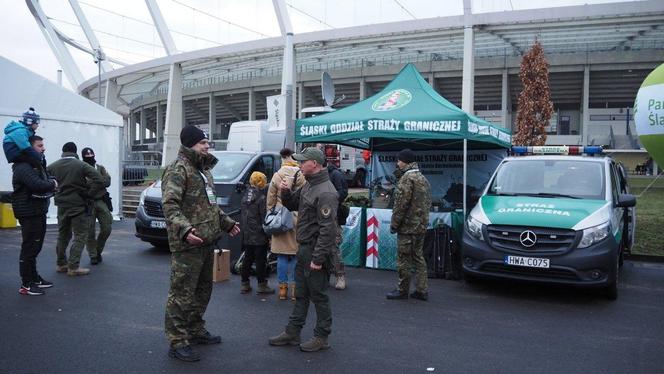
left=489, top=159, right=605, bottom=200
left=210, top=153, right=253, bottom=182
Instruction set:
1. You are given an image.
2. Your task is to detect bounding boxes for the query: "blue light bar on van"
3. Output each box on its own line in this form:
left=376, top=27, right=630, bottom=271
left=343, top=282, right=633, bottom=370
left=511, top=146, right=603, bottom=155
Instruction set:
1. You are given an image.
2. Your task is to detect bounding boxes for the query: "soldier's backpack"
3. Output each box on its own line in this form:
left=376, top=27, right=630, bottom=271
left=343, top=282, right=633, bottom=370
left=424, top=225, right=462, bottom=280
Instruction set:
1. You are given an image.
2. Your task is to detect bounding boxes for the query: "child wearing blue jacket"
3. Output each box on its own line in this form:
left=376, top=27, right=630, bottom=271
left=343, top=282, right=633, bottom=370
left=4, top=107, right=42, bottom=164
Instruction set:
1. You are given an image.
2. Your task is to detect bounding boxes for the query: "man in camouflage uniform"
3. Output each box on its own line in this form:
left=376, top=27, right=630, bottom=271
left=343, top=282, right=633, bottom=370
left=81, top=147, right=113, bottom=265
left=386, top=149, right=432, bottom=301
left=47, top=142, right=104, bottom=276
left=162, top=125, right=240, bottom=362
left=269, top=147, right=339, bottom=353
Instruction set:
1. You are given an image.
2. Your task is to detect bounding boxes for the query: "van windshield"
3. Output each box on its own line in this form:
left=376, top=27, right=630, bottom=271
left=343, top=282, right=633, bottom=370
left=488, top=159, right=605, bottom=200
left=210, top=153, right=253, bottom=183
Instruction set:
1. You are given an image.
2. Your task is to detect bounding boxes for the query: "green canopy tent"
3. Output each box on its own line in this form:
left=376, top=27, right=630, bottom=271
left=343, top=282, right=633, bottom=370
left=295, top=63, right=512, bottom=216
left=295, top=63, right=511, bottom=151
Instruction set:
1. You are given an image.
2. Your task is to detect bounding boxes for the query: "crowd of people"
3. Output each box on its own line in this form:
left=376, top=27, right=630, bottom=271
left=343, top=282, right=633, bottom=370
left=160, top=125, right=433, bottom=362
left=6, top=108, right=113, bottom=295
left=6, top=109, right=433, bottom=362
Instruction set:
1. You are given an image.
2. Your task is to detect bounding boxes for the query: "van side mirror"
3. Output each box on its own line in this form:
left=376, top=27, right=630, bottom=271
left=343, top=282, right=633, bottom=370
left=616, top=193, right=636, bottom=208
left=235, top=182, right=246, bottom=193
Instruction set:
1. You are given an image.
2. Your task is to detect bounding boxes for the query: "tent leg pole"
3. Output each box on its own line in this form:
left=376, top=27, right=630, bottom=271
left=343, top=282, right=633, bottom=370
left=368, top=142, right=374, bottom=201
left=463, top=139, right=467, bottom=222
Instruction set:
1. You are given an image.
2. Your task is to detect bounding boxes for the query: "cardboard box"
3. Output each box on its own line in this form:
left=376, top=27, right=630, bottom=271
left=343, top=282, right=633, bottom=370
left=213, top=249, right=230, bottom=282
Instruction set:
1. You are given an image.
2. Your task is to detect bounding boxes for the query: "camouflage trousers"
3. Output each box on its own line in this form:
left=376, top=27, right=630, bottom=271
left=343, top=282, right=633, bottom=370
left=165, top=245, right=215, bottom=348
left=56, top=210, right=90, bottom=270
left=396, top=233, right=428, bottom=294
left=286, top=243, right=332, bottom=339
left=332, top=225, right=345, bottom=276
left=85, top=199, right=113, bottom=259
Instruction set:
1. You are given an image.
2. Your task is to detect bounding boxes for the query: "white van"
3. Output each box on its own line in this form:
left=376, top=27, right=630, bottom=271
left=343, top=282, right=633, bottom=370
left=226, top=120, right=285, bottom=152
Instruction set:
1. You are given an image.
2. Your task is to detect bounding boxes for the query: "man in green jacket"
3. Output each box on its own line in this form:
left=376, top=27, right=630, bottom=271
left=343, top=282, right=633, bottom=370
left=162, top=126, right=240, bottom=362
left=268, top=147, right=339, bottom=353
left=47, top=142, right=104, bottom=276
left=386, top=149, right=432, bottom=301
left=81, top=147, right=113, bottom=265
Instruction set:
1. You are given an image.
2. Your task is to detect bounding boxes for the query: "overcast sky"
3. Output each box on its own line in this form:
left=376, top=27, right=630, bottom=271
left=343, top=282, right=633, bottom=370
left=0, top=0, right=644, bottom=91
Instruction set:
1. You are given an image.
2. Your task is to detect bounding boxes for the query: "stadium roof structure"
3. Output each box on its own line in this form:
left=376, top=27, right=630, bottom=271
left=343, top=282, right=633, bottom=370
left=72, top=0, right=664, bottom=112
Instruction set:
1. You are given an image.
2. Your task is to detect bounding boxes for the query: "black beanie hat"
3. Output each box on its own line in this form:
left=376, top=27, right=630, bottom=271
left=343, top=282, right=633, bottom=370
left=180, top=126, right=207, bottom=148
left=62, top=142, right=77, bottom=153
left=397, top=148, right=415, bottom=164
left=82, top=147, right=96, bottom=166
left=81, top=147, right=95, bottom=157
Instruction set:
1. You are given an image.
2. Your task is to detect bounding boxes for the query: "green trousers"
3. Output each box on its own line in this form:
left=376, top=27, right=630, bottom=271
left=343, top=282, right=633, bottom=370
left=85, top=199, right=113, bottom=259
left=396, top=233, right=428, bottom=293
left=56, top=210, right=90, bottom=270
left=286, top=243, right=332, bottom=338
left=165, top=245, right=214, bottom=348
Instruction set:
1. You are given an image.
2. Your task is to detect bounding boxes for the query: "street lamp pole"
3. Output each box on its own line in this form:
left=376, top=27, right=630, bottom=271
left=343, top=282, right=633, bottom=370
left=94, top=48, right=105, bottom=105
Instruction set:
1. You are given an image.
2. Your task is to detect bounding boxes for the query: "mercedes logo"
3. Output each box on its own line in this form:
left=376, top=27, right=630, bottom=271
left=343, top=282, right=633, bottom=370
left=519, top=230, right=537, bottom=247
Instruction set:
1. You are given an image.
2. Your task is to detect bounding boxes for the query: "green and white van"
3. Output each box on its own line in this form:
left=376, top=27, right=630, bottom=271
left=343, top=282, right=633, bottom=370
left=462, top=146, right=636, bottom=299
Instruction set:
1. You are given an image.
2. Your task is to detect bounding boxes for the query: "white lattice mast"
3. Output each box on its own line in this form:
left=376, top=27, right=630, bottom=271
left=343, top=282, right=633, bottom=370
left=25, top=0, right=84, bottom=88
left=272, top=0, right=296, bottom=149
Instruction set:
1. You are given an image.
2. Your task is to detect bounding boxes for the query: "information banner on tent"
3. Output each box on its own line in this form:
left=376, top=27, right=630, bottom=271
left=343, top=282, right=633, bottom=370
left=340, top=207, right=364, bottom=266
left=365, top=208, right=452, bottom=270
left=371, top=149, right=505, bottom=210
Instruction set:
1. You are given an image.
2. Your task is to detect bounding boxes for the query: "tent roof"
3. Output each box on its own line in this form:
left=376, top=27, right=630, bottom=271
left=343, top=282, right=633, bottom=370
left=0, top=57, right=122, bottom=127
left=295, top=63, right=511, bottom=150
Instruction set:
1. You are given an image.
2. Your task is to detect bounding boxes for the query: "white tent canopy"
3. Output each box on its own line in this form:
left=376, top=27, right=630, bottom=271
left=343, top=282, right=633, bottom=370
left=0, top=56, right=123, bottom=222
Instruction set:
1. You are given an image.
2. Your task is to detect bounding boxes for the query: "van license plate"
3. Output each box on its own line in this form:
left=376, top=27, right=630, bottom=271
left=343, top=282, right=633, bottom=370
left=150, top=220, right=167, bottom=229
left=504, top=256, right=550, bottom=268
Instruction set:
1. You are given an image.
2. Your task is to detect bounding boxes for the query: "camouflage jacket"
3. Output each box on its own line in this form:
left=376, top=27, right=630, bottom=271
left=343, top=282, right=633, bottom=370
left=161, top=145, right=236, bottom=252
left=282, top=170, right=339, bottom=266
left=390, top=162, right=431, bottom=234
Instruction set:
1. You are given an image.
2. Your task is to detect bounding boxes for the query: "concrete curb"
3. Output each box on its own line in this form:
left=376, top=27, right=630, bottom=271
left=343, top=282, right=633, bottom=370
left=626, top=254, right=664, bottom=263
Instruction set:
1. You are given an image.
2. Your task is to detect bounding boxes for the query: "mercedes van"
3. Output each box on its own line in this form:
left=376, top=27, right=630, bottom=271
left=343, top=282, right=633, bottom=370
left=462, top=146, right=636, bottom=299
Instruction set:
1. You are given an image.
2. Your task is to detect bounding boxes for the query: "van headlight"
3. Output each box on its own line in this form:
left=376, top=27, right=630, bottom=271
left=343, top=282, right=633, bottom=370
left=578, top=222, right=610, bottom=248
left=139, top=189, right=147, bottom=206
left=466, top=215, right=485, bottom=241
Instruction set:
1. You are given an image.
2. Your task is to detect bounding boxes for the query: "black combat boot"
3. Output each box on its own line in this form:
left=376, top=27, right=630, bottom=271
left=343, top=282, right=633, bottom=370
left=168, top=345, right=200, bottom=362
left=410, top=291, right=429, bottom=301
left=386, top=289, right=408, bottom=300
left=190, top=331, right=222, bottom=345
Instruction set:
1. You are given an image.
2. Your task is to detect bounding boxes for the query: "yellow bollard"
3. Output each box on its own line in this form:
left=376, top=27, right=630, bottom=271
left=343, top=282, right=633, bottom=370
left=0, top=203, right=17, bottom=228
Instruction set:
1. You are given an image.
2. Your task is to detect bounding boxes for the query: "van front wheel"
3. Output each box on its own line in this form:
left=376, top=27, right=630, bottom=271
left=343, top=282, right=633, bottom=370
left=604, top=279, right=618, bottom=300
left=603, top=250, right=620, bottom=300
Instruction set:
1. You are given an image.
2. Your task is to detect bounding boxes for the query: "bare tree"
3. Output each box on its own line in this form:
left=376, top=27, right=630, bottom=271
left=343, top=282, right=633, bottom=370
left=513, top=41, right=553, bottom=146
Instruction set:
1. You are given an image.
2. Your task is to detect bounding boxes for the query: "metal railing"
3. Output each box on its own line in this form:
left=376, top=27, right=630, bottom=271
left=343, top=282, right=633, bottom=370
left=122, top=159, right=161, bottom=186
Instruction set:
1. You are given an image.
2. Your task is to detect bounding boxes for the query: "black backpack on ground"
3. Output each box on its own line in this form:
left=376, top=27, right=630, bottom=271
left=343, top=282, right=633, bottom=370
left=423, top=225, right=462, bottom=280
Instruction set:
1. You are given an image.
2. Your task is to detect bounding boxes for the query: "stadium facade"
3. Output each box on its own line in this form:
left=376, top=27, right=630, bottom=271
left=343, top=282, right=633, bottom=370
left=31, top=1, right=664, bottom=168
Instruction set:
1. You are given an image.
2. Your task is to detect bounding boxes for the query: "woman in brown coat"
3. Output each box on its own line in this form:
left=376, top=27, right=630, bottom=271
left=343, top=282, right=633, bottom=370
left=267, top=148, right=306, bottom=300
